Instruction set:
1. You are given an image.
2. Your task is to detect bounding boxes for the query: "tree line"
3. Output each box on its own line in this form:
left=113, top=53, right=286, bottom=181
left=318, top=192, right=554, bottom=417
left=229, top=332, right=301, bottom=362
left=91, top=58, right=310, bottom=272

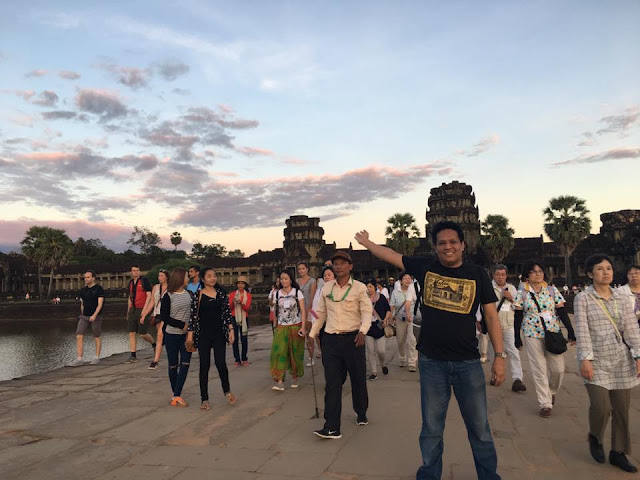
left=18, top=226, right=245, bottom=300
left=385, top=195, right=591, bottom=287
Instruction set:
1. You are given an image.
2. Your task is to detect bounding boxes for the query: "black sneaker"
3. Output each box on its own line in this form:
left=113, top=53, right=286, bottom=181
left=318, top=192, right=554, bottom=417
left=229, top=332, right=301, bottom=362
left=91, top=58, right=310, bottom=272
left=314, top=428, right=342, bottom=439
left=148, top=361, right=158, bottom=370
left=511, top=379, right=526, bottom=392
left=368, top=374, right=377, bottom=381
left=356, top=415, right=368, bottom=426
left=382, top=366, right=389, bottom=375
left=127, top=355, right=138, bottom=363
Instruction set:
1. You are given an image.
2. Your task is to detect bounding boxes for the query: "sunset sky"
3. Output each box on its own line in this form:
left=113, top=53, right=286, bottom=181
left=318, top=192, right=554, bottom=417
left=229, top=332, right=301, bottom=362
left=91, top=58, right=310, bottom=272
left=1, top=1, right=638, bottom=256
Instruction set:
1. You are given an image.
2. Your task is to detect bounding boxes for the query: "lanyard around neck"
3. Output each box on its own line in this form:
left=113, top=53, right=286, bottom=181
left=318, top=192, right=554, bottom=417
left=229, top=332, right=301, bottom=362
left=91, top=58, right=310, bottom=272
left=328, top=280, right=352, bottom=302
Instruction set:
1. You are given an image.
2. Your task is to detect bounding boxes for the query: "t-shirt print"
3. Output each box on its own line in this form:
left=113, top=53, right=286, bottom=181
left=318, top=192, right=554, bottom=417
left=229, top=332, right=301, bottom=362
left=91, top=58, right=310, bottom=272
left=423, top=272, right=476, bottom=315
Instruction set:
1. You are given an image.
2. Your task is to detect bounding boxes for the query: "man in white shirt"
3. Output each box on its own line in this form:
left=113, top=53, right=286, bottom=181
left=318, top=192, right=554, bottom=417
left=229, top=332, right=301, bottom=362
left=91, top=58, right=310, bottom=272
left=486, top=264, right=526, bottom=393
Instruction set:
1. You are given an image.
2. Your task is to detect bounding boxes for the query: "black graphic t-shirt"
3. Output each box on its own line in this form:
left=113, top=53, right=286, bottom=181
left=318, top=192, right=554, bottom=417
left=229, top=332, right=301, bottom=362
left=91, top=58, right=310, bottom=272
left=403, top=256, right=497, bottom=361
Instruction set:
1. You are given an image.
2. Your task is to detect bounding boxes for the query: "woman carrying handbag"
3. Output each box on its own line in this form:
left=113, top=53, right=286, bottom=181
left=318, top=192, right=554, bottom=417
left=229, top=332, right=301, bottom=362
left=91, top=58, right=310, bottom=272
left=514, top=260, right=576, bottom=418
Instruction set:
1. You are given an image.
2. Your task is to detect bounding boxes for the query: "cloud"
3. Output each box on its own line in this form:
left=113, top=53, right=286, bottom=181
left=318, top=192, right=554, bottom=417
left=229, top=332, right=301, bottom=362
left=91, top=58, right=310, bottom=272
left=36, top=12, right=81, bottom=29
left=464, top=135, right=500, bottom=157
left=172, top=88, right=190, bottom=95
left=577, top=131, right=596, bottom=147
left=32, top=90, right=59, bottom=107
left=0, top=219, right=132, bottom=252
left=553, top=147, right=640, bottom=167
left=156, top=60, right=190, bottom=81
left=100, top=64, right=151, bottom=89
left=182, top=106, right=259, bottom=130
left=25, top=69, right=48, bottom=78
left=42, top=110, right=77, bottom=120
left=596, top=107, right=639, bottom=135
left=139, top=122, right=199, bottom=148
left=110, top=16, right=241, bottom=60
left=3, top=89, right=36, bottom=100
left=235, top=146, right=275, bottom=157
left=75, top=89, right=128, bottom=119
left=58, top=70, right=81, bottom=80
left=173, top=162, right=453, bottom=229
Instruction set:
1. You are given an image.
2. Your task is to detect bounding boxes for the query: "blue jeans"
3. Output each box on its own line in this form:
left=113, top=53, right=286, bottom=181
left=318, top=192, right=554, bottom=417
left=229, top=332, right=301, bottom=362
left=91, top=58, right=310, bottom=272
left=165, top=333, right=192, bottom=397
left=417, top=353, right=500, bottom=480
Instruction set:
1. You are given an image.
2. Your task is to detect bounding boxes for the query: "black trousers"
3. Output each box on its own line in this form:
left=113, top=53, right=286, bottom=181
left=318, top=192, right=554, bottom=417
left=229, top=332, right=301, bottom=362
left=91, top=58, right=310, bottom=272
left=232, top=325, right=248, bottom=362
left=321, top=332, right=368, bottom=430
left=198, top=333, right=230, bottom=401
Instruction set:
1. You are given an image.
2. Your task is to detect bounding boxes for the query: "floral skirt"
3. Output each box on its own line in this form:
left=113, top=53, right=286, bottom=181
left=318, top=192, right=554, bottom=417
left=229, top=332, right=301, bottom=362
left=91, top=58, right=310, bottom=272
left=270, top=324, right=305, bottom=381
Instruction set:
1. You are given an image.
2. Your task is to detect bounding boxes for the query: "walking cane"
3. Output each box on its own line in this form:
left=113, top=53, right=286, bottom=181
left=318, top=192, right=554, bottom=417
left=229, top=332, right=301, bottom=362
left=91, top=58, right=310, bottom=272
left=306, top=337, right=320, bottom=419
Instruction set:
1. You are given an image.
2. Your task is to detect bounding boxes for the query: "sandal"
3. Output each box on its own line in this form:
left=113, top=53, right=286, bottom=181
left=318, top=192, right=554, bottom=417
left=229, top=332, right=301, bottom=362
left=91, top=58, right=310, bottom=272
left=272, top=385, right=285, bottom=392
left=170, top=396, right=188, bottom=407
left=316, top=353, right=322, bottom=358
left=200, top=400, right=211, bottom=411
left=225, top=392, right=236, bottom=405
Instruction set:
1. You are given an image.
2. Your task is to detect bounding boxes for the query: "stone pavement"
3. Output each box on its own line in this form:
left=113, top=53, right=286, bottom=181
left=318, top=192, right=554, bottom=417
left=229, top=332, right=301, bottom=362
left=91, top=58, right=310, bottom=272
left=1, top=325, right=639, bottom=480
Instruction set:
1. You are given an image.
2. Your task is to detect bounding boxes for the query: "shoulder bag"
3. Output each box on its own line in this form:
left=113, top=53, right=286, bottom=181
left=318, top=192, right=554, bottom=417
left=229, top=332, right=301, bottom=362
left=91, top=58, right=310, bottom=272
left=529, top=291, right=567, bottom=354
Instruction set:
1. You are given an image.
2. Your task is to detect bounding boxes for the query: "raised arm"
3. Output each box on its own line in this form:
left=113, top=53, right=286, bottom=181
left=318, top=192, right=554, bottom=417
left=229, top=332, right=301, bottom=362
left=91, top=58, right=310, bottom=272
left=354, top=230, right=404, bottom=269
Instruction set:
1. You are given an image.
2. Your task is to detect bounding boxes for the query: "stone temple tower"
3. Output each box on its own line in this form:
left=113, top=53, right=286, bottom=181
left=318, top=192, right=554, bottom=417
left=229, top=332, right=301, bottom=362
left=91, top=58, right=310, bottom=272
left=426, top=181, right=481, bottom=254
left=283, top=215, right=325, bottom=264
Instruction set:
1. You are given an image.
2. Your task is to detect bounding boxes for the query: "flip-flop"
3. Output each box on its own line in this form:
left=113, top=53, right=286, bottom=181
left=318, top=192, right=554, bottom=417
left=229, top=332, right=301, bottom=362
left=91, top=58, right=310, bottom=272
left=225, top=392, right=236, bottom=405
left=170, top=396, right=188, bottom=407
left=200, top=400, right=211, bottom=411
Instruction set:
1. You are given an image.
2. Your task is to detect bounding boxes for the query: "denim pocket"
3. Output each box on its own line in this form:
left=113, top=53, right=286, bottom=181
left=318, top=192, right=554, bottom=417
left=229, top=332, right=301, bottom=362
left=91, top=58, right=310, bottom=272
left=463, top=358, right=481, bottom=364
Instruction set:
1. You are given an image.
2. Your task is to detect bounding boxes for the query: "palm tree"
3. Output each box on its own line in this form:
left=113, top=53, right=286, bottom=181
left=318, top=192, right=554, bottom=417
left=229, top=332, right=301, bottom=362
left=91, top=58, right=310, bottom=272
left=170, top=231, right=182, bottom=251
left=21, top=226, right=73, bottom=300
left=480, top=214, right=515, bottom=266
left=543, top=196, right=591, bottom=287
left=385, top=213, right=420, bottom=256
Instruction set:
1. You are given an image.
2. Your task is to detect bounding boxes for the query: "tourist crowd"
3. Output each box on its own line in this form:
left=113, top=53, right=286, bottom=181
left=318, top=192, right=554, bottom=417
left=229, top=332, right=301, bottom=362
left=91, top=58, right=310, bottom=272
left=69, top=220, right=640, bottom=479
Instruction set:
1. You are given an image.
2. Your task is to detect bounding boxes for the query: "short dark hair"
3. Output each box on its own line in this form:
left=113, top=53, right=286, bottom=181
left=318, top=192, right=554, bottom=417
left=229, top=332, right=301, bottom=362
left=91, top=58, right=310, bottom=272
left=492, top=264, right=508, bottom=274
left=522, top=260, right=545, bottom=280
left=85, top=270, right=96, bottom=278
left=584, top=254, right=614, bottom=274
left=321, top=265, right=335, bottom=277
left=399, top=272, right=413, bottom=282
left=431, top=221, right=465, bottom=244
left=131, top=265, right=140, bottom=269
left=200, top=266, right=216, bottom=279
left=188, top=265, right=200, bottom=272
left=626, top=264, right=640, bottom=275
left=365, top=277, right=378, bottom=287
left=296, top=261, right=309, bottom=268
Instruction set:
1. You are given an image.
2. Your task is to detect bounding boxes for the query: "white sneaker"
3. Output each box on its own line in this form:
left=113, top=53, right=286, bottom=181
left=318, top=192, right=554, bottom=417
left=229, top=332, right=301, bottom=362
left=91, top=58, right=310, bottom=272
left=68, top=358, right=84, bottom=367
left=90, top=358, right=100, bottom=365
left=306, top=359, right=314, bottom=367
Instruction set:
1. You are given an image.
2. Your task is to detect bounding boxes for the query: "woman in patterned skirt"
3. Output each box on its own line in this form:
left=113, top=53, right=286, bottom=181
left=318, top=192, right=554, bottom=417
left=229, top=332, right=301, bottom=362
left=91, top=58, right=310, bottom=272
left=575, top=254, right=640, bottom=472
left=270, top=270, right=307, bottom=391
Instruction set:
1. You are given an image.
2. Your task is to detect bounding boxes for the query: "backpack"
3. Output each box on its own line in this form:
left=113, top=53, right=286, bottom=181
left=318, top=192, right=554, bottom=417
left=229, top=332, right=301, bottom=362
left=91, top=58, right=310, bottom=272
left=274, top=288, right=301, bottom=320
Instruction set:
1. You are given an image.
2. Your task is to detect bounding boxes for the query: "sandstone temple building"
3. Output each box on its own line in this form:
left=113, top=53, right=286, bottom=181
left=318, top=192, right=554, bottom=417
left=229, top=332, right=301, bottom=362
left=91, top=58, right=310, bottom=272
left=1, top=181, right=638, bottom=296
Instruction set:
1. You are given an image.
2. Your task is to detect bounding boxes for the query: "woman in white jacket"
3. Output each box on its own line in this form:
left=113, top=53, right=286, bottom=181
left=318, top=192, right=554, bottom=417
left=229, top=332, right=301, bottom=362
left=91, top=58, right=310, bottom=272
left=616, top=264, right=640, bottom=324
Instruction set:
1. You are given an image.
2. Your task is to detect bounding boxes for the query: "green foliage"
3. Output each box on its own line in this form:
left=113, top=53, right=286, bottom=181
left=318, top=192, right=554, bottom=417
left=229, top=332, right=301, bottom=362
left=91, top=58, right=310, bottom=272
left=191, top=242, right=227, bottom=259
left=127, top=226, right=162, bottom=255
left=146, top=258, right=196, bottom=284
left=170, top=231, right=182, bottom=251
left=385, top=213, right=420, bottom=256
left=543, top=195, right=591, bottom=286
left=480, top=214, right=515, bottom=265
left=228, top=249, right=245, bottom=258
left=21, top=226, right=74, bottom=299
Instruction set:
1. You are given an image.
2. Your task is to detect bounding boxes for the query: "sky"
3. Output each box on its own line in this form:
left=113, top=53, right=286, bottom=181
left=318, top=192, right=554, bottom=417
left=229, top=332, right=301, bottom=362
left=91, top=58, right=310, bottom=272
left=1, top=1, right=639, bottom=256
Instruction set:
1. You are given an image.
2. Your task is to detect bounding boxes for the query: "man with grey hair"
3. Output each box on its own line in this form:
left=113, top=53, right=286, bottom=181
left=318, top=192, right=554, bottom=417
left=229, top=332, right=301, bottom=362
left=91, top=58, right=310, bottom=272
left=488, top=264, right=526, bottom=392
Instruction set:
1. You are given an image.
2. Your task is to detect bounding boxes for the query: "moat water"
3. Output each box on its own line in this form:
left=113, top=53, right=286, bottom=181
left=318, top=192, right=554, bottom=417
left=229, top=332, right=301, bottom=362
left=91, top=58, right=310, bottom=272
left=0, top=318, right=149, bottom=381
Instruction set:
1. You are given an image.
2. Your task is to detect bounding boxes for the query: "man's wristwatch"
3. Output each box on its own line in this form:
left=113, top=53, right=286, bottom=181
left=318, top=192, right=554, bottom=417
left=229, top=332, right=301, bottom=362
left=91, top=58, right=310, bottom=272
left=495, top=352, right=507, bottom=359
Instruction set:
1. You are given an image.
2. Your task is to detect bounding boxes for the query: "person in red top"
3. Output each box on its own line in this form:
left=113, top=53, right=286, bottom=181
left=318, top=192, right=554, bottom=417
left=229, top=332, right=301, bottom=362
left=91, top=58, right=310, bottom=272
left=126, top=265, right=155, bottom=363
left=229, top=276, right=252, bottom=366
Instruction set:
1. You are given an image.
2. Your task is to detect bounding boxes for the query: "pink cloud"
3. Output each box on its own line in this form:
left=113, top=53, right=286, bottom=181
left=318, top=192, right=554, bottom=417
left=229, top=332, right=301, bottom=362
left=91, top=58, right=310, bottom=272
left=235, top=146, right=275, bottom=157
left=25, top=69, right=48, bottom=78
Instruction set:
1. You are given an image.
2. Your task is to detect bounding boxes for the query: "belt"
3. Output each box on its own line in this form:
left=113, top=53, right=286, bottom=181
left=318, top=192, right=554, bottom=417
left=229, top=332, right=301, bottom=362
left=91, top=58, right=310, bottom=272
left=328, top=330, right=359, bottom=335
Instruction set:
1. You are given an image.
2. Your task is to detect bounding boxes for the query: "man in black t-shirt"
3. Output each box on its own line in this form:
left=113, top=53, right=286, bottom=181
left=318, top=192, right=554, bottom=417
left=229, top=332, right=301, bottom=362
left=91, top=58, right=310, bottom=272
left=69, top=270, right=105, bottom=367
left=356, top=221, right=505, bottom=480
